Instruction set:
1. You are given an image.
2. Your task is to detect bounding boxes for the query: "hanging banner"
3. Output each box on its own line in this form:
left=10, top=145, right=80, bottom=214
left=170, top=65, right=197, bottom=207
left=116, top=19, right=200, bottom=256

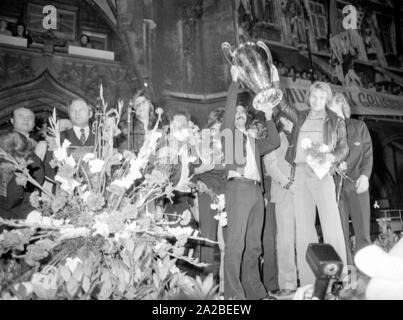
left=280, top=78, right=403, bottom=116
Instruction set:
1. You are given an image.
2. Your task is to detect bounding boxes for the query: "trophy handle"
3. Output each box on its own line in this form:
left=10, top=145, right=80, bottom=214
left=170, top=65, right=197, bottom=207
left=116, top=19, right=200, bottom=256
left=257, top=40, right=275, bottom=84
left=221, top=42, right=234, bottom=65
left=256, top=40, right=273, bottom=65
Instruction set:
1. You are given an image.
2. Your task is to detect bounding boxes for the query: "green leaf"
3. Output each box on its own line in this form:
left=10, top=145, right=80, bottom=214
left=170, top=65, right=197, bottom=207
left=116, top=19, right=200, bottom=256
left=133, top=243, right=145, bottom=261
left=83, top=260, right=93, bottom=277
left=125, top=239, right=135, bottom=254
left=117, top=266, right=126, bottom=293
left=66, top=278, right=79, bottom=298
left=134, top=267, right=142, bottom=284
left=59, top=266, right=71, bottom=283
left=153, top=273, right=160, bottom=289
left=73, top=265, right=84, bottom=282
left=121, top=250, right=131, bottom=268
left=170, top=274, right=178, bottom=288
left=82, top=276, right=91, bottom=293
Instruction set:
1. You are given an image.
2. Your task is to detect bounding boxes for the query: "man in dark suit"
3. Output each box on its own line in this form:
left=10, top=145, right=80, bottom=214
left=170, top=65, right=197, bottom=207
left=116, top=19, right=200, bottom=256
left=221, top=66, right=280, bottom=300
left=60, top=98, right=95, bottom=147
left=330, top=93, right=373, bottom=264
left=43, top=99, right=95, bottom=185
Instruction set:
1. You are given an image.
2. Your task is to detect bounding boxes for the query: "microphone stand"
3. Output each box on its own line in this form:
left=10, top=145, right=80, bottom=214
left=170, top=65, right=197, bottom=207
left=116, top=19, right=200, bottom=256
left=127, top=104, right=133, bottom=152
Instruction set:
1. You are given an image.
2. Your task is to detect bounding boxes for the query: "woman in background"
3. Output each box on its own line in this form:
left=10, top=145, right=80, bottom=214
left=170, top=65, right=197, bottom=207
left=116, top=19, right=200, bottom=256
left=117, top=95, right=155, bottom=155
left=0, top=131, right=44, bottom=220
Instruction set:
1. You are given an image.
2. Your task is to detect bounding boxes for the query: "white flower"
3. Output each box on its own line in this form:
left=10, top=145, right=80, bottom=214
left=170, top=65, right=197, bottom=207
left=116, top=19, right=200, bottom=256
left=301, top=137, right=313, bottom=150
left=125, top=221, right=139, bottom=233
left=89, top=159, right=105, bottom=174
left=53, top=148, right=67, bottom=162
left=214, top=211, right=227, bottom=227
left=169, top=265, right=180, bottom=275
left=31, top=267, right=58, bottom=292
left=59, top=227, right=90, bottom=240
left=65, top=257, right=82, bottom=274
left=82, top=153, right=95, bottom=163
left=154, top=239, right=168, bottom=252
left=64, top=155, right=76, bottom=167
left=55, top=175, right=80, bottom=194
left=180, top=210, right=192, bottom=226
left=167, top=226, right=194, bottom=238
left=53, top=140, right=71, bottom=162
left=82, top=191, right=91, bottom=203
left=217, top=194, right=225, bottom=211
left=41, top=217, right=52, bottom=226
left=319, top=144, right=330, bottom=153
left=25, top=211, right=43, bottom=224
left=111, top=168, right=141, bottom=190
left=93, top=216, right=110, bottom=237
left=155, top=107, right=164, bottom=116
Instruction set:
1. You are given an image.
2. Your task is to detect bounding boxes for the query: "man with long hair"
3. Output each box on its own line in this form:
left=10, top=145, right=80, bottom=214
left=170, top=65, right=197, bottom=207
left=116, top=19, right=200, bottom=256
left=273, top=81, right=349, bottom=286
left=221, top=66, right=280, bottom=300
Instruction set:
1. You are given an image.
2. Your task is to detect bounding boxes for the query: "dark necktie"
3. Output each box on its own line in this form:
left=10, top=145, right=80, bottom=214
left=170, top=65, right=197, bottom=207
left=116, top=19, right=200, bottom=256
left=80, top=128, right=86, bottom=145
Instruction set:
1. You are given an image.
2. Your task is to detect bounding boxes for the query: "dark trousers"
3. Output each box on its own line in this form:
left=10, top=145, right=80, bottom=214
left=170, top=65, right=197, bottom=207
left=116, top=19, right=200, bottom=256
left=198, top=192, right=220, bottom=276
left=224, top=180, right=267, bottom=300
left=338, top=180, right=372, bottom=265
left=262, top=202, right=279, bottom=292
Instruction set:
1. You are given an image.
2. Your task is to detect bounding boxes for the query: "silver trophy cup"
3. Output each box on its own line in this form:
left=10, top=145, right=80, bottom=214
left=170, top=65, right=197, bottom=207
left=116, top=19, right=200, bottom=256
left=221, top=41, right=283, bottom=110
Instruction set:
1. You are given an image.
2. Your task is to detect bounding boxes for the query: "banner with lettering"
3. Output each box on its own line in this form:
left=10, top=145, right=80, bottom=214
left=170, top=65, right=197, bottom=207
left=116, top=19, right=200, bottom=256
left=280, top=78, right=403, bottom=116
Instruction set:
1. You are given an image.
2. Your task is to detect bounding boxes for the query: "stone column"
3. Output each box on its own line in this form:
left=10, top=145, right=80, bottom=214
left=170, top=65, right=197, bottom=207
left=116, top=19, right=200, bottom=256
left=116, top=0, right=147, bottom=92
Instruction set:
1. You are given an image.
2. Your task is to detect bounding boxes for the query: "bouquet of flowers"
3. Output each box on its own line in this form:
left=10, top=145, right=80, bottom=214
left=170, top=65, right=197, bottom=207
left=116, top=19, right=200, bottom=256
left=0, top=86, right=218, bottom=300
left=300, top=137, right=334, bottom=179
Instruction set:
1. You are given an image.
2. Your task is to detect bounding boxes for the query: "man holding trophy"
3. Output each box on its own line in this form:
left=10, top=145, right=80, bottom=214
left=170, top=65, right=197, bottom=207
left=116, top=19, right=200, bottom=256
left=221, top=41, right=281, bottom=300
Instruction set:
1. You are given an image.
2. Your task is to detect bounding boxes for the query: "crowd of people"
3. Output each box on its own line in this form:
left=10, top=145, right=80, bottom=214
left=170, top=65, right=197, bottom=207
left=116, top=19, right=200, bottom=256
left=2, top=58, right=403, bottom=299
left=273, top=59, right=403, bottom=96
left=0, top=17, right=95, bottom=49
left=0, top=18, right=33, bottom=46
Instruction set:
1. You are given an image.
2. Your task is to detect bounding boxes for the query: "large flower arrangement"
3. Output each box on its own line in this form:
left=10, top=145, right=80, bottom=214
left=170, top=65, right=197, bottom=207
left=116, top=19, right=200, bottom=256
left=0, top=87, right=219, bottom=300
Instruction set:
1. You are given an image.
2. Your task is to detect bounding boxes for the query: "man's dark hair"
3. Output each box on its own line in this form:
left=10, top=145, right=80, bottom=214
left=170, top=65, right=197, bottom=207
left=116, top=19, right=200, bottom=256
left=206, top=107, right=225, bottom=129
left=80, top=34, right=91, bottom=42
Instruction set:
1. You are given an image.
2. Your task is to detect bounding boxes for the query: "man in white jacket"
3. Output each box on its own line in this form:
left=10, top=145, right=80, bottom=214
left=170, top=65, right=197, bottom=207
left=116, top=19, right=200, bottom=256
left=263, top=115, right=298, bottom=297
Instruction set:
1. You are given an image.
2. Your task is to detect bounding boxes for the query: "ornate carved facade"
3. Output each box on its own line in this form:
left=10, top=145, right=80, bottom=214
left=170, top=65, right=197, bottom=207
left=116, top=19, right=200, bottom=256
left=0, top=44, right=136, bottom=126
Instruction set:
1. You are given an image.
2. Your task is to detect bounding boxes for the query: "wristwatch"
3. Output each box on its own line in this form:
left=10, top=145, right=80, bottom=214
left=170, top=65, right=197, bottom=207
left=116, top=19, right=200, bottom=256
left=283, top=180, right=293, bottom=190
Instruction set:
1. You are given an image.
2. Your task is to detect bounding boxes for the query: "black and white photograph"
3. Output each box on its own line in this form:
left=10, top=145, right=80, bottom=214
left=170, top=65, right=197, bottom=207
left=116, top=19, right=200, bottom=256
left=0, top=0, right=403, bottom=304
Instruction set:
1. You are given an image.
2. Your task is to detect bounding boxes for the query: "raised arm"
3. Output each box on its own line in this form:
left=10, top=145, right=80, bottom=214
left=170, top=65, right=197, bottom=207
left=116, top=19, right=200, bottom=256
left=275, top=98, right=301, bottom=125
left=257, top=119, right=280, bottom=156
left=221, top=81, right=240, bottom=132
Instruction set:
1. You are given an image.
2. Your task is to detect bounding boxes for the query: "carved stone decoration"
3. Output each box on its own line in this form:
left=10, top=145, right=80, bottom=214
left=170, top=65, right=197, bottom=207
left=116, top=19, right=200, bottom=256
left=0, top=43, right=137, bottom=125
left=0, top=53, right=36, bottom=89
left=57, top=59, right=136, bottom=105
